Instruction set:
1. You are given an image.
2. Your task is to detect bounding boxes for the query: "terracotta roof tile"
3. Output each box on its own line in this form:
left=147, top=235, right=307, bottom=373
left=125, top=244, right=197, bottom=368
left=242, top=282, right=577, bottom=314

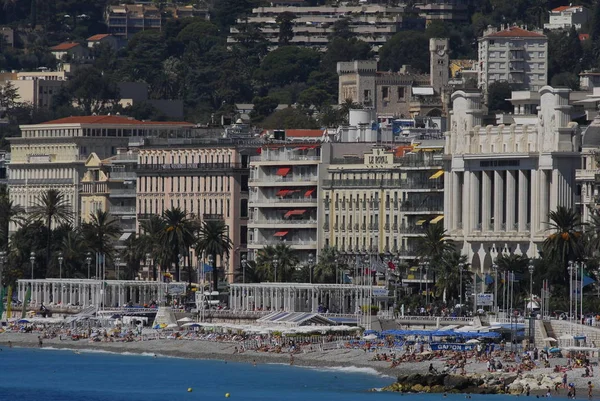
left=87, top=34, right=111, bottom=41
left=40, top=115, right=193, bottom=126
left=50, top=42, right=81, bottom=51
left=485, top=27, right=545, bottom=38
left=552, top=5, right=576, bottom=12
left=285, top=129, right=324, bottom=138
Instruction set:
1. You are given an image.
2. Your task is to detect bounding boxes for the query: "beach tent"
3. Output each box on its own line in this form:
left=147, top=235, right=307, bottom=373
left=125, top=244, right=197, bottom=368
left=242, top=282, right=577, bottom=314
left=177, top=317, right=193, bottom=323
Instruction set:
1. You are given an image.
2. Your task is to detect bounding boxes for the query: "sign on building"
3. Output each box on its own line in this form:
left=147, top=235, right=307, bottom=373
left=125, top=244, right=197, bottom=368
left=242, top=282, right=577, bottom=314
left=476, top=293, right=493, bottom=306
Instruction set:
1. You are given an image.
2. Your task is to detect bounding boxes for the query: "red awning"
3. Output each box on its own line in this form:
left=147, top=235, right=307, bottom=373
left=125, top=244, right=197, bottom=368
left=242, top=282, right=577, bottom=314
left=273, top=231, right=289, bottom=237
left=276, top=189, right=289, bottom=196
left=305, top=188, right=316, bottom=197
left=276, top=167, right=291, bottom=176
left=284, top=209, right=306, bottom=218
left=295, top=146, right=308, bottom=151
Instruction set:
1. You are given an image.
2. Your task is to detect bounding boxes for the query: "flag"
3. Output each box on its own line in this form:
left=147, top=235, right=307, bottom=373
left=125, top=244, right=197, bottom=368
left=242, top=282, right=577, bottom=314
left=388, top=261, right=396, bottom=270
left=583, top=275, right=595, bottom=287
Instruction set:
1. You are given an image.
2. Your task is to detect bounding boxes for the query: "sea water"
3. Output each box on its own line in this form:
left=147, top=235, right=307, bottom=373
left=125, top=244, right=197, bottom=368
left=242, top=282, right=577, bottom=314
left=0, top=347, right=515, bottom=401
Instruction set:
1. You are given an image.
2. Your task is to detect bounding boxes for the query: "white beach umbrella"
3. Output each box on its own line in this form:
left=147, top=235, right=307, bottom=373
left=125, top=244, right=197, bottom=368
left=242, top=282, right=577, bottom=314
left=166, top=323, right=179, bottom=329
left=543, top=337, right=557, bottom=342
left=466, top=339, right=480, bottom=344
left=559, top=334, right=574, bottom=340
left=177, top=317, right=193, bottom=322
left=363, top=334, right=378, bottom=340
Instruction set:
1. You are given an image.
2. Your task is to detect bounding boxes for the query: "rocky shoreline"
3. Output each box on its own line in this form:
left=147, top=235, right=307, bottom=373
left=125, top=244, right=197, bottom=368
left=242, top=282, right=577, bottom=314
left=383, top=372, right=563, bottom=395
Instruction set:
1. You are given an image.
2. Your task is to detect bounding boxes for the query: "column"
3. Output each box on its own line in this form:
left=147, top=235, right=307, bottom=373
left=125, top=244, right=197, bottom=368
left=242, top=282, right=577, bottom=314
left=539, top=170, right=549, bottom=232
left=444, top=169, right=452, bottom=230
left=462, top=171, right=471, bottom=232
left=470, top=171, right=481, bottom=231
left=494, top=170, right=504, bottom=232
left=518, top=170, right=529, bottom=233
left=506, top=170, right=516, bottom=231
left=482, top=171, right=492, bottom=231
left=452, top=172, right=461, bottom=230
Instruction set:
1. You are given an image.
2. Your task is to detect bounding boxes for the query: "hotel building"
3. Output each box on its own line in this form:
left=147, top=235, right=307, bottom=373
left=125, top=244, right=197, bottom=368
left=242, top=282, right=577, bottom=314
left=248, top=130, right=323, bottom=263
left=8, top=115, right=194, bottom=226
left=444, top=87, right=581, bottom=276
left=135, top=138, right=256, bottom=283
left=478, top=26, right=548, bottom=94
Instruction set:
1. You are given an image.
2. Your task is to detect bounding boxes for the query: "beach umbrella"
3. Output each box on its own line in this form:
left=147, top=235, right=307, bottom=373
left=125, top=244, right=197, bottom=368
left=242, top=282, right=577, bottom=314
left=363, top=334, right=378, bottom=340
left=166, top=323, right=178, bottom=329
left=559, top=334, right=574, bottom=340
left=543, top=337, right=557, bottom=342
left=18, top=319, right=29, bottom=324
left=549, top=347, right=562, bottom=353
left=466, top=339, right=480, bottom=344
left=177, top=317, right=193, bottom=322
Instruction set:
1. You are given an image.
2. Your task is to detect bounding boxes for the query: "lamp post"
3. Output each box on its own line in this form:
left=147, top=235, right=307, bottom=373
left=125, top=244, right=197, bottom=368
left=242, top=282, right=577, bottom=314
left=0, top=251, right=6, bottom=289
left=492, top=263, right=498, bottom=315
left=115, top=257, right=121, bottom=280
left=528, top=262, right=535, bottom=315
left=568, top=260, right=574, bottom=326
left=241, top=254, right=247, bottom=284
left=86, top=252, right=92, bottom=279
left=58, top=252, right=64, bottom=279
left=208, top=254, right=214, bottom=292
left=424, top=261, right=430, bottom=306
left=30, top=252, right=35, bottom=280
left=273, top=258, right=279, bottom=282
left=178, top=254, right=183, bottom=282
left=308, top=253, right=314, bottom=284
left=458, top=262, right=464, bottom=316
left=146, top=253, right=152, bottom=281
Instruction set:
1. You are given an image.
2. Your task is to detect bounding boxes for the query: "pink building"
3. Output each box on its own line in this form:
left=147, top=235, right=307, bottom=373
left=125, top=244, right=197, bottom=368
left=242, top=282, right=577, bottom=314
left=136, top=143, right=254, bottom=285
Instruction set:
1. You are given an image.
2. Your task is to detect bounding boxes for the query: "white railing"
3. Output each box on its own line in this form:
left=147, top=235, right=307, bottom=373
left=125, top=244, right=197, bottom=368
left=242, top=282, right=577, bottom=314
left=110, top=172, right=137, bottom=180
left=249, top=239, right=317, bottom=246
left=249, top=197, right=317, bottom=204
left=110, top=206, right=136, bottom=214
left=252, top=154, right=320, bottom=162
left=249, top=175, right=318, bottom=183
left=249, top=219, right=318, bottom=225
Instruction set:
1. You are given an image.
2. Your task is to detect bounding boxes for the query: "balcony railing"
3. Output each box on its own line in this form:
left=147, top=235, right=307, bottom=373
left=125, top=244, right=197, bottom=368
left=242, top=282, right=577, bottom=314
left=249, top=175, right=318, bottom=183
left=322, top=179, right=443, bottom=189
left=110, top=206, right=136, bottom=214
left=109, top=188, right=136, bottom=197
left=251, top=154, right=320, bottom=162
left=138, top=162, right=247, bottom=172
left=397, top=225, right=428, bottom=234
left=399, top=203, right=443, bottom=212
left=249, top=219, right=317, bottom=225
left=249, top=197, right=317, bottom=204
left=110, top=172, right=137, bottom=180
left=249, top=239, right=317, bottom=246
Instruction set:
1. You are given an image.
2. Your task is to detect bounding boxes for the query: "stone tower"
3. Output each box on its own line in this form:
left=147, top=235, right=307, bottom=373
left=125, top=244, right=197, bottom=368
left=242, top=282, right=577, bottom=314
left=429, top=38, right=449, bottom=94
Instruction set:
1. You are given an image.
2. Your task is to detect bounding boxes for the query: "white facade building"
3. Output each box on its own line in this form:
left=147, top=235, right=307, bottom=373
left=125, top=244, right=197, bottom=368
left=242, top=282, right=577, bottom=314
left=575, top=115, right=600, bottom=224
left=478, top=26, right=548, bottom=94
left=544, top=5, right=590, bottom=31
left=444, top=87, right=581, bottom=275
left=248, top=131, right=323, bottom=263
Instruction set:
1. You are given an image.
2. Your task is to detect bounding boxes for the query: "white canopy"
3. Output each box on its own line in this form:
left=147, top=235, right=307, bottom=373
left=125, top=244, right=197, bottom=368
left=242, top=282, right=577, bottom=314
left=177, top=317, right=193, bottom=322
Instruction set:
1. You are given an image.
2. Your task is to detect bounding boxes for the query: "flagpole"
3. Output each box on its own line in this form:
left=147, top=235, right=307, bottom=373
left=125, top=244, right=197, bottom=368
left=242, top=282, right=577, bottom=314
left=580, top=262, right=584, bottom=322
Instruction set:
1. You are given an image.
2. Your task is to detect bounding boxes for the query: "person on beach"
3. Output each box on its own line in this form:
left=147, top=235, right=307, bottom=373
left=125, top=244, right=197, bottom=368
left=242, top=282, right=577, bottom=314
left=563, top=373, right=568, bottom=389
left=38, top=336, right=43, bottom=347
left=588, top=381, right=593, bottom=400
left=290, top=354, right=294, bottom=366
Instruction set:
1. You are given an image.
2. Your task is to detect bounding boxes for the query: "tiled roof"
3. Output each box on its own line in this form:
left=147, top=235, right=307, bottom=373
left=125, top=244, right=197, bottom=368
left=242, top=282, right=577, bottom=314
left=552, top=5, right=577, bottom=12
left=50, top=42, right=81, bottom=51
left=87, top=34, right=111, bottom=41
left=285, top=129, right=324, bottom=138
left=579, top=34, right=590, bottom=41
left=485, top=27, right=545, bottom=38
left=39, top=115, right=193, bottom=126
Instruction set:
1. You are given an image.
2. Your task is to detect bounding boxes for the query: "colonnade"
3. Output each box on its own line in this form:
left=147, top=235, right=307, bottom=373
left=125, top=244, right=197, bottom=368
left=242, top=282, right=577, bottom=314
left=446, top=168, right=564, bottom=235
left=230, top=283, right=376, bottom=314
left=17, top=279, right=172, bottom=309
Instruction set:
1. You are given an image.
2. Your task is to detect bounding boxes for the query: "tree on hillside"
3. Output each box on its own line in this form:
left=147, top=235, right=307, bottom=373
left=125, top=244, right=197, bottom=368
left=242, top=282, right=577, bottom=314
left=254, top=46, right=321, bottom=87
left=487, top=81, right=512, bottom=112
left=276, top=12, right=296, bottom=45
left=261, top=107, right=318, bottom=129
left=63, top=67, right=121, bottom=115
left=379, top=31, right=430, bottom=73
left=250, top=96, right=279, bottom=122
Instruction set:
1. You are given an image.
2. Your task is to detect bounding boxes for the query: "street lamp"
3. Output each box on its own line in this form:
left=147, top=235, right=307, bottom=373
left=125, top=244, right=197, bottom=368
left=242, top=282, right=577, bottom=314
left=425, top=261, right=430, bottom=306
left=178, top=254, right=184, bottom=282
left=528, top=262, right=535, bottom=315
left=458, top=262, right=464, bottom=316
left=30, top=252, right=35, bottom=280
left=568, top=260, right=574, bottom=324
left=308, top=253, right=314, bottom=284
left=58, top=252, right=64, bottom=279
left=241, top=254, right=247, bottom=284
left=492, top=263, right=498, bottom=315
left=86, top=252, right=92, bottom=279
left=115, top=256, right=121, bottom=280
left=208, top=254, right=214, bottom=291
left=273, top=258, right=279, bottom=282
left=146, top=253, right=152, bottom=281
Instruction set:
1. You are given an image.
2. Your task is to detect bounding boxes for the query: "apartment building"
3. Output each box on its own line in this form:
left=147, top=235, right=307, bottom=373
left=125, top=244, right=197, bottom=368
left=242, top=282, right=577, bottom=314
left=544, top=5, right=590, bottom=31
left=135, top=139, right=255, bottom=284
left=8, top=115, right=194, bottom=226
left=576, top=115, right=600, bottom=224
left=478, top=26, right=548, bottom=93
left=445, top=87, right=580, bottom=277
left=248, top=130, right=323, bottom=264
left=1, top=70, right=69, bottom=109
left=319, top=144, right=444, bottom=262
left=417, top=0, right=470, bottom=23
left=228, top=4, right=406, bottom=51
left=105, top=3, right=209, bottom=39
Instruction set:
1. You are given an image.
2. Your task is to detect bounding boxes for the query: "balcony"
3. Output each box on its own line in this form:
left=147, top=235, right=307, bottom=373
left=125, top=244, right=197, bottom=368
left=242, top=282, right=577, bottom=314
left=137, top=162, right=247, bottom=174
left=81, top=183, right=108, bottom=194
left=109, top=171, right=137, bottom=181
left=203, top=214, right=224, bottom=221
left=322, top=178, right=443, bottom=190
left=397, top=225, right=428, bottom=234
left=249, top=219, right=318, bottom=227
left=576, top=169, right=600, bottom=181
left=249, top=174, right=318, bottom=184
left=110, top=205, right=136, bottom=215
left=109, top=188, right=136, bottom=198
left=399, top=203, right=443, bottom=212
left=248, top=239, right=317, bottom=248
left=249, top=196, right=317, bottom=205
left=251, top=153, right=320, bottom=163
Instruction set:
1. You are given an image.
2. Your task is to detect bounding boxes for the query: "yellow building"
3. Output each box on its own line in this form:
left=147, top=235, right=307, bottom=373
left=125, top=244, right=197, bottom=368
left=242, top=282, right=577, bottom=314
left=320, top=144, right=444, bottom=260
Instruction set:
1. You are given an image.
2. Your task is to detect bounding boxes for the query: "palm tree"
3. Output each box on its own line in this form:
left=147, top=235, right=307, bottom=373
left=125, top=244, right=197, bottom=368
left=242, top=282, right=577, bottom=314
left=0, top=192, right=24, bottom=250
left=313, top=246, right=340, bottom=283
left=162, top=207, right=196, bottom=281
left=255, top=244, right=299, bottom=282
left=495, top=254, right=530, bottom=307
left=139, top=215, right=167, bottom=280
left=81, top=210, right=122, bottom=257
left=415, top=224, right=454, bottom=265
left=29, top=189, right=72, bottom=276
left=121, top=234, right=144, bottom=281
left=195, top=219, right=233, bottom=292
left=543, top=206, right=585, bottom=267
left=434, top=250, right=469, bottom=303
left=60, top=230, right=86, bottom=278
left=233, top=260, right=262, bottom=283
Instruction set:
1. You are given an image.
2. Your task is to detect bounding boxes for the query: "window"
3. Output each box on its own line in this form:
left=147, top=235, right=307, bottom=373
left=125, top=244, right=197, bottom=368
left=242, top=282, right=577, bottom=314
left=382, top=86, right=389, bottom=100
left=397, top=87, right=405, bottom=100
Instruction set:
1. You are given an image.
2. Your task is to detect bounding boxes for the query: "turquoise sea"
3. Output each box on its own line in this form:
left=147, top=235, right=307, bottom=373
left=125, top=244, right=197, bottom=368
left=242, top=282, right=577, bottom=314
left=1, top=347, right=516, bottom=401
